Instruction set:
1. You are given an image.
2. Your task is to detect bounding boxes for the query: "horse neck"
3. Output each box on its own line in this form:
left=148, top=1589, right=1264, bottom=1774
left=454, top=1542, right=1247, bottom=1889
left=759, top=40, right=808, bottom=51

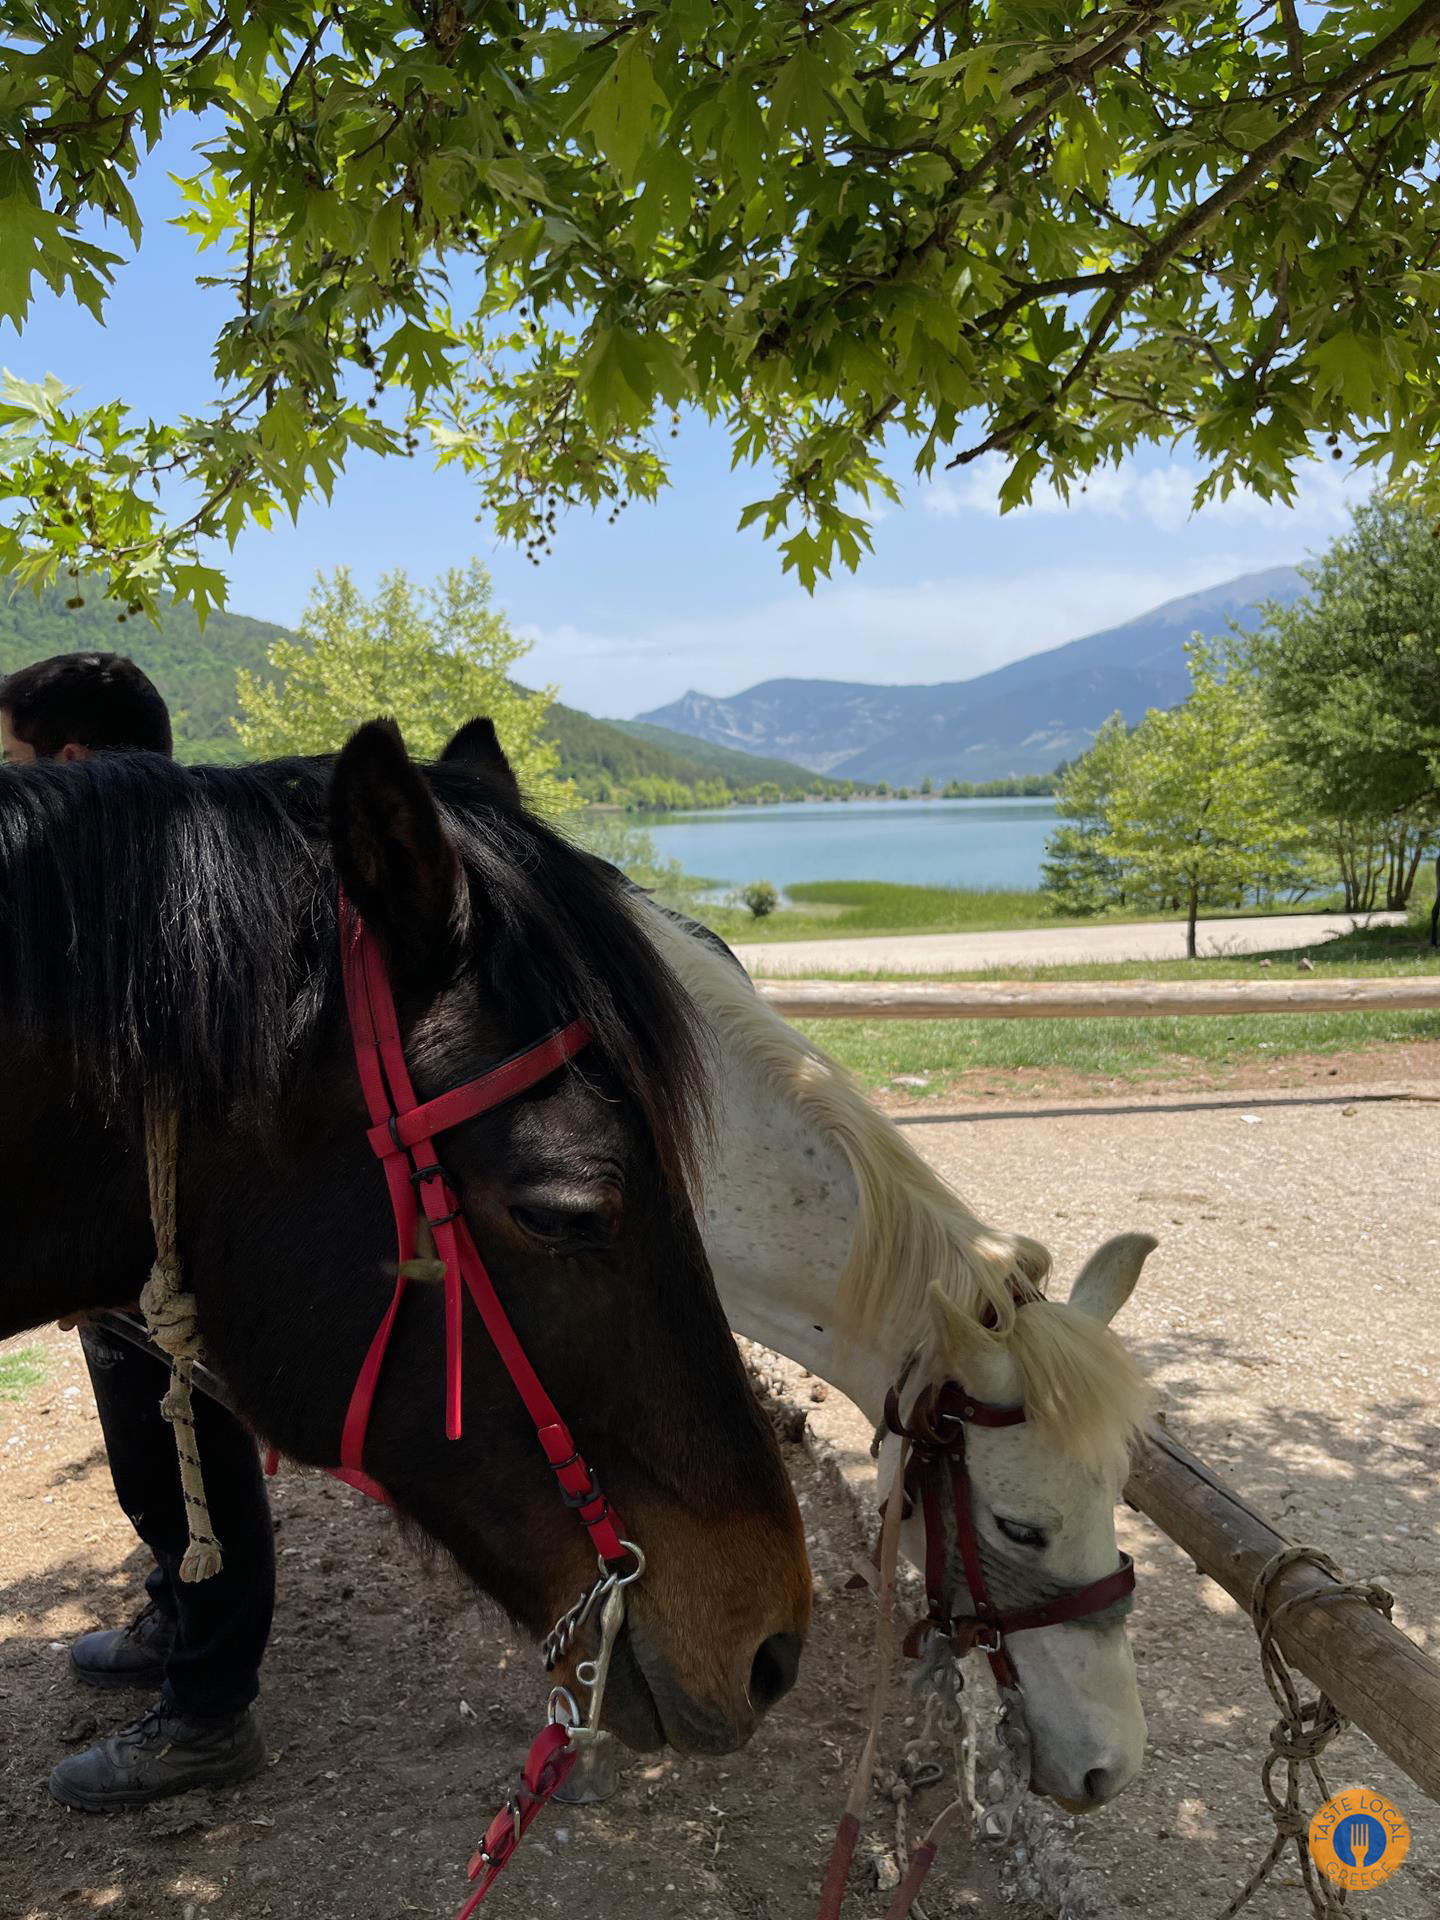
left=697, top=1023, right=905, bottom=1429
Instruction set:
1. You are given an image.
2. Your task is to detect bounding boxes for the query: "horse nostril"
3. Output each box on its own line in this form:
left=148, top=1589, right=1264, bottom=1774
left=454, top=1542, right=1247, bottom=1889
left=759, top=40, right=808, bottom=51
left=749, top=1631, right=803, bottom=1713
left=1082, top=1765, right=1116, bottom=1806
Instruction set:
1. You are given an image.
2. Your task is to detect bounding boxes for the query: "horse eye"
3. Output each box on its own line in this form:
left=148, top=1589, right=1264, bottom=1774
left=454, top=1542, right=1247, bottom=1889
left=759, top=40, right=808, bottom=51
left=509, top=1203, right=606, bottom=1247
left=996, top=1517, right=1049, bottom=1551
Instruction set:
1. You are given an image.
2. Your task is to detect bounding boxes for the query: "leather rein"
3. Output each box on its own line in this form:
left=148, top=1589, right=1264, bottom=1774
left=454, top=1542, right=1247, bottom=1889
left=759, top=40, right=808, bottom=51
left=333, top=893, right=642, bottom=1915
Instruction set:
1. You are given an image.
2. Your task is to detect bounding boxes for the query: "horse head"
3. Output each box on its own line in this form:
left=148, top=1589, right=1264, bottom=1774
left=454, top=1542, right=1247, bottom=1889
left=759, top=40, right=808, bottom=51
left=0, top=726, right=812, bottom=1756
left=912, top=1231, right=1157, bottom=1809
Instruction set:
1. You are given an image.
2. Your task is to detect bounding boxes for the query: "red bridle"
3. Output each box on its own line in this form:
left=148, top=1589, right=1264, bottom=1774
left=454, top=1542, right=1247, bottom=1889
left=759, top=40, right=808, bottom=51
left=333, top=893, right=637, bottom=1913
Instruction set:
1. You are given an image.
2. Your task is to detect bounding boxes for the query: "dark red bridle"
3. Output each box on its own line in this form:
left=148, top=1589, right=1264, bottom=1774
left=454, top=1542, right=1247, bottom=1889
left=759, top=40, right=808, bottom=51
left=884, top=1378, right=1136, bottom=1691
left=332, top=893, right=637, bottom=1913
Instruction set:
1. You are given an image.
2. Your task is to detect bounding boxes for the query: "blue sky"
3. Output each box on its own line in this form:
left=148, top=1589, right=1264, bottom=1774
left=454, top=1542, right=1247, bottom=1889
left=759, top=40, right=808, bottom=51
left=10, top=144, right=1365, bottom=719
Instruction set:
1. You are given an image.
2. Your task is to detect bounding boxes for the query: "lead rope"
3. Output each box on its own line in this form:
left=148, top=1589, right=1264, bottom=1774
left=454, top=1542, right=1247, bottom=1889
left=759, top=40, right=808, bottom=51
left=818, top=1440, right=909, bottom=1920
left=138, top=1101, right=223, bottom=1584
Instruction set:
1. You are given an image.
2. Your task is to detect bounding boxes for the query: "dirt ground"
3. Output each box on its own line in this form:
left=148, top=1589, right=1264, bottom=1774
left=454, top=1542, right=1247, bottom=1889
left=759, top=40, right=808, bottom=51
left=0, top=1336, right=1045, bottom=1920
left=877, top=1053, right=1440, bottom=1919
left=4, top=1045, right=1438, bottom=1920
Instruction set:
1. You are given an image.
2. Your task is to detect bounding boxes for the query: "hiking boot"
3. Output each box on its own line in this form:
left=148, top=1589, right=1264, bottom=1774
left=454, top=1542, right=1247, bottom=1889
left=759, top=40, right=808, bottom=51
left=48, top=1702, right=265, bottom=1811
left=70, top=1602, right=176, bottom=1692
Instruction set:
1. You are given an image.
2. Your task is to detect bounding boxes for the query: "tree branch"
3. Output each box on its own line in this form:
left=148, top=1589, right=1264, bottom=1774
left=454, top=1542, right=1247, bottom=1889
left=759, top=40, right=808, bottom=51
left=1278, top=0, right=1306, bottom=87
left=947, top=0, right=1440, bottom=468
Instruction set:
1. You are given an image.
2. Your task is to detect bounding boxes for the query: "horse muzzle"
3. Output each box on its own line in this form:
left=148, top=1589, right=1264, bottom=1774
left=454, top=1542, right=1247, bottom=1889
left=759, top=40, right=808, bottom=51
left=599, top=1620, right=804, bottom=1755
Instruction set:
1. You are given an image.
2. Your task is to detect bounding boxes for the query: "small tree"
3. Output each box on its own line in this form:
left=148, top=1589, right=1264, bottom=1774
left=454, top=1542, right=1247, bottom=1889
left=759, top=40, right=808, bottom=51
left=1247, top=493, right=1440, bottom=909
left=1040, top=713, right=1133, bottom=916
left=741, top=881, right=779, bottom=920
left=1104, top=643, right=1309, bottom=959
left=233, top=560, right=575, bottom=813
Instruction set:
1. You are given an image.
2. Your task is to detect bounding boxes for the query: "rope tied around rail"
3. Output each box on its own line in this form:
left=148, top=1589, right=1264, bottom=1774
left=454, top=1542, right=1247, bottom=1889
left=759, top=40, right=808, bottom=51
left=1218, top=1546, right=1395, bottom=1919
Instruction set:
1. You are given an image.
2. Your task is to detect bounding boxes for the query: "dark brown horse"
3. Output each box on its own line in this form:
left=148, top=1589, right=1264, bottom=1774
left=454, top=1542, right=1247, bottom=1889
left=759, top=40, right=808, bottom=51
left=0, top=718, right=810, bottom=1753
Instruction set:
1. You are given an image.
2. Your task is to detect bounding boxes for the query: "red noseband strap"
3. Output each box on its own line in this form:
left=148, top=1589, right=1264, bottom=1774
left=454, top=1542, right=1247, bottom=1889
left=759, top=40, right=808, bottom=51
left=336, top=891, right=627, bottom=1568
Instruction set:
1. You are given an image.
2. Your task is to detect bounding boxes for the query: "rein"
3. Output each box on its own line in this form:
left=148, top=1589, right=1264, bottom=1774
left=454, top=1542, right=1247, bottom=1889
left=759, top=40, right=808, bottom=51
left=818, top=1368, right=1136, bottom=1920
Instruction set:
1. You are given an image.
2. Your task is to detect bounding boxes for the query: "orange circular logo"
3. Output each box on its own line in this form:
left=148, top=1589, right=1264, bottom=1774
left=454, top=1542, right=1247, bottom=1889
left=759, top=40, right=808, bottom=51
left=1309, top=1788, right=1410, bottom=1891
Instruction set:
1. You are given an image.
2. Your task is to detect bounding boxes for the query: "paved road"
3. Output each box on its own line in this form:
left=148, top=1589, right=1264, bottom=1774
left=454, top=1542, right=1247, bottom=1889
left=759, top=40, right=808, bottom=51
left=732, top=909, right=1404, bottom=975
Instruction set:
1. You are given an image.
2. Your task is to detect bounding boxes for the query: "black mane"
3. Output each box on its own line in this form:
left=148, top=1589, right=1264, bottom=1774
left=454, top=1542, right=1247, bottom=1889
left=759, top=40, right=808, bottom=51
left=0, top=753, right=710, bottom=1192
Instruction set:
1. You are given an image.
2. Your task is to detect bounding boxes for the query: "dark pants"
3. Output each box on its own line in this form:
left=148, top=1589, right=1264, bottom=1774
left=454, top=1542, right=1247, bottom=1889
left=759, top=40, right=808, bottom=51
left=80, top=1322, right=276, bottom=1720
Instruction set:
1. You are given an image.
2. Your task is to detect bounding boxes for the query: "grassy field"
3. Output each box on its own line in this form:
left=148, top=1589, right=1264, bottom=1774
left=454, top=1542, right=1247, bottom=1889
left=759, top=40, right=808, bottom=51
left=786, top=920, right=1440, bottom=1090
left=0, top=1344, right=46, bottom=1403
left=700, top=878, right=1356, bottom=944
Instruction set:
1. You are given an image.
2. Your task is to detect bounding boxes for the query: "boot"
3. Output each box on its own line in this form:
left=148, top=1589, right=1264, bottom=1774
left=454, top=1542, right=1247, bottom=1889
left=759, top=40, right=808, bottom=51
left=49, top=1701, right=264, bottom=1811
left=69, top=1601, right=176, bottom=1692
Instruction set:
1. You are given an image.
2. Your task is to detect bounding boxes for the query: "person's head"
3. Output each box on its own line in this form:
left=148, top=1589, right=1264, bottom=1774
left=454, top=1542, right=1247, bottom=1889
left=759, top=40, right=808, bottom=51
left=0, top=652, right=173, bottom=764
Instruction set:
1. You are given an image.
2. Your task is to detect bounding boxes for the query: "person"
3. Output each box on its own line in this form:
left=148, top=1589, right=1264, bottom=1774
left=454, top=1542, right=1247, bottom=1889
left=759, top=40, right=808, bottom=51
left=1, top=651, right=275, bottom=1809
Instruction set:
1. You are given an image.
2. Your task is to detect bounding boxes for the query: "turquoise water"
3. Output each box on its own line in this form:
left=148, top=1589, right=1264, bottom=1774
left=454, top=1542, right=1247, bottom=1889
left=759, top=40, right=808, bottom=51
left=638, top=796, right=1059, bottom=891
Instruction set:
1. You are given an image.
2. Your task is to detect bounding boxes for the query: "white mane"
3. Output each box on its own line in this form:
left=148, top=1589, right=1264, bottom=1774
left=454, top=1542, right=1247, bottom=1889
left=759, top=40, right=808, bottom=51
left=647, top=909, right=1150, bottom=1471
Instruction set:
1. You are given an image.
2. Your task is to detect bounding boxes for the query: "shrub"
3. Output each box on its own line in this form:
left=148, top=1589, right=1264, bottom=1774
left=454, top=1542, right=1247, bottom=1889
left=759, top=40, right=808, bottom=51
left=741, top=880, right=780, bottom=919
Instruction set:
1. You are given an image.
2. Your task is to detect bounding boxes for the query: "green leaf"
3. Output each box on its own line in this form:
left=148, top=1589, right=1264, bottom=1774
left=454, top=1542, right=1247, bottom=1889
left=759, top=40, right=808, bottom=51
left=769, top=41, right=830, bottom=151
left=169, top=561, right=229, bottom=630
left=0, top=195, right=62, bottom=329
left=580, top=325, right=652, bottom=430
left=584, top=41, right=667, bottom=185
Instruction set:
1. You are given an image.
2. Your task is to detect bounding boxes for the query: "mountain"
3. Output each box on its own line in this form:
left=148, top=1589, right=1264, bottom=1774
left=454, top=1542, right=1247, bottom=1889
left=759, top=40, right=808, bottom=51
left=635, top=565, right=1306, bottom=784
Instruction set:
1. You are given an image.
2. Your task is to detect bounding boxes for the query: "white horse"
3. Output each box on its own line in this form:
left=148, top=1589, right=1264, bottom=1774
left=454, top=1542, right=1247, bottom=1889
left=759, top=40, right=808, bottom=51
left=640, top=904, right=1157, bottom=1811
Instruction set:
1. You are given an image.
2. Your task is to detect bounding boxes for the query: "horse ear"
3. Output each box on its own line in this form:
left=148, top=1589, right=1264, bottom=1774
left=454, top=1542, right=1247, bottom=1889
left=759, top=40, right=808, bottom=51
left=440, top=716, right=521, bottom=803
left=1067, top=1233, right=1157, bottom=1326
left=330, top=718, right=464, bottom=973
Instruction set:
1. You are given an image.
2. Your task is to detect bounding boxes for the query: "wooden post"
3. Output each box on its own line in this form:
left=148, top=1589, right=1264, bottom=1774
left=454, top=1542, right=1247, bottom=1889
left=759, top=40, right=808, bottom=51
left=754, top=977, right=1440, bottom=1021
left=1126, top=1421, right=1440, bottom=1807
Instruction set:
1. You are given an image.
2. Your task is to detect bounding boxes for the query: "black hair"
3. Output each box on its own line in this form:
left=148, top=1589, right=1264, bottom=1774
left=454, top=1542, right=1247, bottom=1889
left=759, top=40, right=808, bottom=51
left=0, top=753, right=710, bottom=1196
left=0, top=651, right=173, bottom=757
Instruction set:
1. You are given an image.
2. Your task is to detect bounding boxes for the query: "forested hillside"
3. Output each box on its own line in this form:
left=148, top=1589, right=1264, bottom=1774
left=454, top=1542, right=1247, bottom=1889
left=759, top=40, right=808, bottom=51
left=0, top=581, right=282, bottom=761
left=543, top=701, right=831, bottom=802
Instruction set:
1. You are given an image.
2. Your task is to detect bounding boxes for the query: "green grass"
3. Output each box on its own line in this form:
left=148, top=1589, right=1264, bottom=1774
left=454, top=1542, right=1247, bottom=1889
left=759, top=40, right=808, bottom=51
left=803, top=1009, right=1440, bottom=1090
left=787, top=920, right=1440, bottom=1090
left=0, top=1344, right=47, bottom=1403
left=700, top=878, right=1353, bottom=945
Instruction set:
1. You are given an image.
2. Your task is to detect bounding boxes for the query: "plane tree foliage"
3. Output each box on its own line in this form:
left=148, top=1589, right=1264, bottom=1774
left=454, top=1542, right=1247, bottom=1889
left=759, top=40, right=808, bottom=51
left=5, top=1, right=1440, bottom=617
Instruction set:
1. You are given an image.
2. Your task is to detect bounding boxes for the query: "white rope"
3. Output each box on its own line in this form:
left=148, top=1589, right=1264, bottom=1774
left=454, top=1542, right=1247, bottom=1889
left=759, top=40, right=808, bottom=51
left=139, top=1102, right=223, bottom=1584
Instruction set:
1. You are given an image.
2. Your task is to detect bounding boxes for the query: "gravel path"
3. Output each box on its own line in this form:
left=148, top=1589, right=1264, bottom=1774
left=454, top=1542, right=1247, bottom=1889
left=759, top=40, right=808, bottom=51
left=734, top=911, right=1405, bottom=976
left=858, top=1070, right=1440, bottom=1918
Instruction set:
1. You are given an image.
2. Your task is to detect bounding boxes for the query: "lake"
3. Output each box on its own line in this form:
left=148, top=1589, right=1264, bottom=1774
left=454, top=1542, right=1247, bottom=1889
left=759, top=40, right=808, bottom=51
left=639, top=796, right=1059, bottom=892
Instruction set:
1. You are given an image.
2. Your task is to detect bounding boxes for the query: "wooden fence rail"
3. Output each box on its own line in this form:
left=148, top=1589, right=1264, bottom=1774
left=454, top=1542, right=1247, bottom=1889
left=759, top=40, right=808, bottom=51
left=1127, top=1421, right=1440, bottom=1807
left=755, top=976, right=1440, bottom=1021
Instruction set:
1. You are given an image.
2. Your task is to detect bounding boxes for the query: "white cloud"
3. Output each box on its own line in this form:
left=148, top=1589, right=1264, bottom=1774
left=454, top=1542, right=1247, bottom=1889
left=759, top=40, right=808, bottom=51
left=920, top=456, right=1367, bottom=538
left=521, top=553, right=1262, bottom=717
